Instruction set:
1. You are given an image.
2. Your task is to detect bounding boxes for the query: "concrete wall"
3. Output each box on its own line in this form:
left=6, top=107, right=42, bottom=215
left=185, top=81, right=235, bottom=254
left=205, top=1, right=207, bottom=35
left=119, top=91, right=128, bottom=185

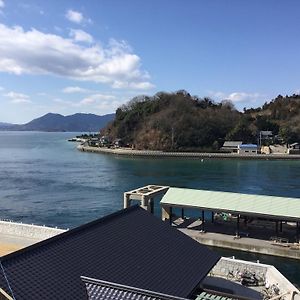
left=210, top=257, right=267, bottom=279
left=0, top=220, right=67, bottom=240
left=210, top=257, right=300, bottom=298
left=78, top=145, right=300, bottom=159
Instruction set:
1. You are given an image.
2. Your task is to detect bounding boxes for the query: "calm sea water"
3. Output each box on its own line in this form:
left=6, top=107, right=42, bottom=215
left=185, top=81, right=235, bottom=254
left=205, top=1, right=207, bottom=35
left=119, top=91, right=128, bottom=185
left=0, top=131, right=299, bottom=283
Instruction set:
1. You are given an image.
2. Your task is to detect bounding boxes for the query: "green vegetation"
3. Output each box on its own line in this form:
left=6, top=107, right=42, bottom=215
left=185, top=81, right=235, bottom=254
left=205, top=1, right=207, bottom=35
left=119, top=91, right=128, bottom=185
left=101, top=91, right=300, bottom=151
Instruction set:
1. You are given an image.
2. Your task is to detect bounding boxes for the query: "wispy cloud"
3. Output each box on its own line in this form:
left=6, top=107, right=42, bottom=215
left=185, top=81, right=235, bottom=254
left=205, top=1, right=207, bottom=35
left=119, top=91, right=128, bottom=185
left=53, top=93, right=117, bottom=108
left=62, top=86, right=90, bottom=94
left=79, top=94, right=116, bottom=106
left=0, top=0, right=4, bottom=15
left=0, top=24, right=154, bottom=90
left=4, top=91, right=31, bottom=103
left=65, top=9, right=91, bottom=24
left=209, top=91, right=263, bottom=103
left=51, top=93, right=121, bottom=114
left=18, top=3, right=44, bottom=15
left=69, top=29, right=93, bottom=43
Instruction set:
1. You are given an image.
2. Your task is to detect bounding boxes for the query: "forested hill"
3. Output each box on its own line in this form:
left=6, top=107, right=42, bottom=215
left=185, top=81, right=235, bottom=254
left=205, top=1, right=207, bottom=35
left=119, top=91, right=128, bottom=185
left=101, top=91, right=300, bottom=151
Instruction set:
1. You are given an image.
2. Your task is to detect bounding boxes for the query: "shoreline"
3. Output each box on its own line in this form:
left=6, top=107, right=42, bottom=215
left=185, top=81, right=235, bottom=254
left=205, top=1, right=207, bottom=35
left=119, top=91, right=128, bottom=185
left=77, top=145, right=300, bottom=160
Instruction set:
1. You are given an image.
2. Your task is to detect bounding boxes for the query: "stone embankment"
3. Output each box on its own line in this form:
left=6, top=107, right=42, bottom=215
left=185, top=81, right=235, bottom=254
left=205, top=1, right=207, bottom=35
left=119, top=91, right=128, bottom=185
left=77, top=145, right=300, bottom=160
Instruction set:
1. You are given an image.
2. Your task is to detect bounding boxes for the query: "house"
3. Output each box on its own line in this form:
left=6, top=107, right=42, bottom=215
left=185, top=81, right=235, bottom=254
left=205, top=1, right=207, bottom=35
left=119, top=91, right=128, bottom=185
left=88, top=137, right=99, bottom=147
left=99, top=135, right=110, bottom=146
left=113, top=138, right=123, bottom=148
left=0, top=206, right=220, bottom=300
left=220, top=141, right=242, bottom=153
left=238, top=144, right=258, bottom=155
left=288, top=142, right=300, bottom=154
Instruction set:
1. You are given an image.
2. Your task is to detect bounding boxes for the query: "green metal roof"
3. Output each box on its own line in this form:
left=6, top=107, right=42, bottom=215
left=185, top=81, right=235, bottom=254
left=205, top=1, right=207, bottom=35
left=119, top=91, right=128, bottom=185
left=161, top=188, right=300, bottom=220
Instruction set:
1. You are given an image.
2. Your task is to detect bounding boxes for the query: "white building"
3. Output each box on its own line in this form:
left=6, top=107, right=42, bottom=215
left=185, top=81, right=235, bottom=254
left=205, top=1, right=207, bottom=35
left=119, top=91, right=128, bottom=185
left=238, top=144, right=258, bottom=154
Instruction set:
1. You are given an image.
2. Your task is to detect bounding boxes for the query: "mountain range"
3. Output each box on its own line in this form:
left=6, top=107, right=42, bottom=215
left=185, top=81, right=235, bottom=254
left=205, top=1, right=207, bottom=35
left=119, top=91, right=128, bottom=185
left=0, top=113, right=115, bottom=132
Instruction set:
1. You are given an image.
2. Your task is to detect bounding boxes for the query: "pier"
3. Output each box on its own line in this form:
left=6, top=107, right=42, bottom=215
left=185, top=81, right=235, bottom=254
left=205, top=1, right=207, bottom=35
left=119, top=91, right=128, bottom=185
left=78, top=144, right=300, bottom=160
left=124, top=185, right=300, bottom=260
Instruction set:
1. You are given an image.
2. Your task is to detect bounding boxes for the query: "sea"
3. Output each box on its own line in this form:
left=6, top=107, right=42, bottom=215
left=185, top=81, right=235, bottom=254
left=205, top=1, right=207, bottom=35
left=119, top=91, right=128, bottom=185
left=0, top=131, right=299, bottom=283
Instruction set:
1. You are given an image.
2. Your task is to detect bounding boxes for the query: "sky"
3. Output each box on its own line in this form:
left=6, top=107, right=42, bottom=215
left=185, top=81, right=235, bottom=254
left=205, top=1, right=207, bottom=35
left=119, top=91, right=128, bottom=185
left=0, top=0, right=300, bottom=123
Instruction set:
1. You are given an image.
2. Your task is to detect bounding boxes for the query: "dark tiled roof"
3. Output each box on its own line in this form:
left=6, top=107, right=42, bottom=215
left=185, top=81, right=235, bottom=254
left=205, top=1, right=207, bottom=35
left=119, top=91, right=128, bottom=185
left=81, top=276, right=189, bottom=300
left=0, top=206, right=220, bottom=300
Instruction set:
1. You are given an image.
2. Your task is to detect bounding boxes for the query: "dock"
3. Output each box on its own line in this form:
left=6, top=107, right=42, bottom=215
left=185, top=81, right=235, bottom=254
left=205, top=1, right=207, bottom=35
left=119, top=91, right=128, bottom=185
left=174, top=217, right=300, bottom=260
left=124, top=185, right=300, bottom=260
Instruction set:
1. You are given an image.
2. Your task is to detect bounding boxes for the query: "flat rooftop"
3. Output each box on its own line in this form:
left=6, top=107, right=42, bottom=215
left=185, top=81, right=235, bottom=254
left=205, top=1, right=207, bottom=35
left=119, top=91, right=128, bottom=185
left=161, top=187, right=300, bottom=221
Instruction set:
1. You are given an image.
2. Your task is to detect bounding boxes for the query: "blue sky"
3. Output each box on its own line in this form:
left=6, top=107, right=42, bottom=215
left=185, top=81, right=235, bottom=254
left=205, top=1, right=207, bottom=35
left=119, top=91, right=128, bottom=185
left=0, top=0, right=300, bottom=123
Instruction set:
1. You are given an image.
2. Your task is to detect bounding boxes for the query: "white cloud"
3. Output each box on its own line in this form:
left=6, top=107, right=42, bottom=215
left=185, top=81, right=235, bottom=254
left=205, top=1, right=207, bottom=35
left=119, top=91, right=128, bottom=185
left=112, top=81, right=154, bottom=90
left=0, top=86, right=4, bottom=91
left=95, top=100, right=122, bottom=112
left=52, top=93, right=117, bottom=111
left=65, top=10, right=83, bottom=23
left=69, top=29, right=93, bottom=43
left=0, top=0, right=4, bottom=8
left=4, top=91, right=31, bottom=103
left=65, top=9, right=91, bottom=24
left=62, top=86, right=90, bottom=94
left=209, top=91, right=262, bottom=103
left=0, top=24, right=154, bottom=90
left=79, top=93, right=116, bottom=106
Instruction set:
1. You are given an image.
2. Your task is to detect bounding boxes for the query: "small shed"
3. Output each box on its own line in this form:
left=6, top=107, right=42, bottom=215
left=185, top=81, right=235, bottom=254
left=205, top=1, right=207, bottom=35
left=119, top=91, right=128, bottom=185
left=238, top=144, right=258, bottom=155
left=220, top=141, right=242, bottom=153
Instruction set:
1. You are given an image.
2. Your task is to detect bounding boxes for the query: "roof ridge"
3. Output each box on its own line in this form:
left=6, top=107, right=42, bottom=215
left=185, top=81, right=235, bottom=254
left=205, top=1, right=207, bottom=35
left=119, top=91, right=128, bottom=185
left=167, top=187, right=300, bottom=200
left=0, top=205, right=140, bottom=263
left=81, top=276, right=189, bottom=300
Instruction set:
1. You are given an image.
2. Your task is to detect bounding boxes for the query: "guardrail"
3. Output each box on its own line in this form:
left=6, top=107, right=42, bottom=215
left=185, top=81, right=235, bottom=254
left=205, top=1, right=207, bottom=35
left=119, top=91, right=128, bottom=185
left=0, top=220, right=67, bottom=240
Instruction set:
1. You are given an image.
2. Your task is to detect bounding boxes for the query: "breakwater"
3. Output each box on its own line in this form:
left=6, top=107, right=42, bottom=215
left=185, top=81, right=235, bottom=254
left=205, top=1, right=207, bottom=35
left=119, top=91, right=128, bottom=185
left=78, top=145, right=300, bottom=160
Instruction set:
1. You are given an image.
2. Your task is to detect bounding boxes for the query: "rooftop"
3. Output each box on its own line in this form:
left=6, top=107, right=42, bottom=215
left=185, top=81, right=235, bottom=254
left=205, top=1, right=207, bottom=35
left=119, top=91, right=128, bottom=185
left=222, top=141, right=242, bottom=147
left=81, top=277, right=189, bottom=300
left=0, top=205, right=220, bottom=300
left=161, top=187, right=300, bottom=221
left=239, top=144, right=258, bottom=148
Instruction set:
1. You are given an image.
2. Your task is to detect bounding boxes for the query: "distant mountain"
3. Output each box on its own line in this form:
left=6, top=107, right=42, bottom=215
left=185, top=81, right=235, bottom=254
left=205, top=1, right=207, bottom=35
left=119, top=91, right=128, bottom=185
left=0, top=122, right=14, bottom=128
left=0, top=113, right=115, bottom=132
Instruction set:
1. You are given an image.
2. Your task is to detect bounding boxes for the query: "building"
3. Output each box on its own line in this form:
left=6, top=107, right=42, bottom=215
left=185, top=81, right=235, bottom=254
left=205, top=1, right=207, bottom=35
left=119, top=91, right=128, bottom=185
left=88, top=137, right=99, bottom=147
left=288, top=142, right=300, bottom=154
left=237, top=144, right=258, bottom=154
left=220, top=141, right=242, bottom=153
left=0, top=206, right=220, bottom=300
left=258, top=130, right=273, bottom=146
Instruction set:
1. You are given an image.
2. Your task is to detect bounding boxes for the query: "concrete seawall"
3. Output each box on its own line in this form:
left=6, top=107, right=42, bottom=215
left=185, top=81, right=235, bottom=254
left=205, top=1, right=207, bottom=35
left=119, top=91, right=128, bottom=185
left=0, top=220, right=67, bottom=255
left=180, top=229, right=300, bottom=260
left=0, top=220, right=66, bottom=240
left=77, top=145, right=300, bottom=160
